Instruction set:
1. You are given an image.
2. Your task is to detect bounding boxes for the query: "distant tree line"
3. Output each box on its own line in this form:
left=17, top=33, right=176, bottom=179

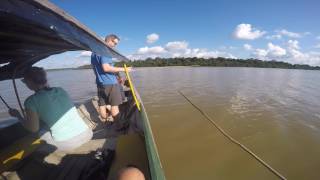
left=78, top=57, right=320, bottom=70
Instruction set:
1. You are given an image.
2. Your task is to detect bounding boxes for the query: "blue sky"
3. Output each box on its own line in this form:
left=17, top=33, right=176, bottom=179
left=38, top=0, right=320, bottom=68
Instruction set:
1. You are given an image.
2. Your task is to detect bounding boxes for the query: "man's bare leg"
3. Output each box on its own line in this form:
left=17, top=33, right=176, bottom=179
left=100, top=105, right=114, bottom=122
left=106, top=105, right=111, bottom=112
left=111, top=105, right=121, bottom=129
left=111, top=105, right=119, bottom=117
left=99, top=105, right=108, bottom=122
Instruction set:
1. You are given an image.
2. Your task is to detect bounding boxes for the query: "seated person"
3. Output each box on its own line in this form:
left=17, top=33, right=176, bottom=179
left=9, top=66, right=92, bottom=151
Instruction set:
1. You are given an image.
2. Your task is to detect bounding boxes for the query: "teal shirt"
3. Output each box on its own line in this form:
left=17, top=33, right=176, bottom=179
left=24, top=87, right=89, bottom=141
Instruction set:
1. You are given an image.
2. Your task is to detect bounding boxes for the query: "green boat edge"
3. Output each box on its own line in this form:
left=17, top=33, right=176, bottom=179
left=139, top=102, right=166, bottom=180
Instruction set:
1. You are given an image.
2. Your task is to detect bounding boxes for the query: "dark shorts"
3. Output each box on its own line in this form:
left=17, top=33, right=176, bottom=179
left=97, top=84, right=122, bottom=106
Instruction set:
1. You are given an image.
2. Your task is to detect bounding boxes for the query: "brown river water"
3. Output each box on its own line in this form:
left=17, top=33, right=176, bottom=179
left=1, top=67, right=320, bottom=179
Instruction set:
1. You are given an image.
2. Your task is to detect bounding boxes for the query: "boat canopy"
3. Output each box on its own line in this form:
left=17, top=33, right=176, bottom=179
left=0, top=0, right=129, bottom=81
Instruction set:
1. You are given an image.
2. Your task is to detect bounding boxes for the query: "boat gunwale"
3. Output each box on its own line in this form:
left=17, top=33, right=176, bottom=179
left=136, top=92, right=166, bottom=180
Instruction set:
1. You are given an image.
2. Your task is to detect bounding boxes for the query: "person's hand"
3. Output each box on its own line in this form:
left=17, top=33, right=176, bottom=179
left=118, top=77, right=126, bottom=84
left=9, top=108, right=21, bottom=118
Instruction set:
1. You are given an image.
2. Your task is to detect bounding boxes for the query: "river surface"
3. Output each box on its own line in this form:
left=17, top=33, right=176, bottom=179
left=1, top=67, right=320, bottom=179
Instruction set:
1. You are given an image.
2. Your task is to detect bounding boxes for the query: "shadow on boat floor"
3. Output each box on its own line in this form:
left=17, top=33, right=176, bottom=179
left=1, top=139, right=113, bottom=180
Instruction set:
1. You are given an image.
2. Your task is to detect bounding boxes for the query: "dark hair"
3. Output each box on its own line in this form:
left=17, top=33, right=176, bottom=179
left=23, top=66, right=47, bottom=85
left=105, top=34, right=120, bottom=42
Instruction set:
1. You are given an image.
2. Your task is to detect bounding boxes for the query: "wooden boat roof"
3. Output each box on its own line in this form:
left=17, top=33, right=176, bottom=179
left=0, top=0, right=129, bottom=81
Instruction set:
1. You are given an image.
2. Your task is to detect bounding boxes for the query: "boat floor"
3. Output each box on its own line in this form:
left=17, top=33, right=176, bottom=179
left=0, top=97, right=150, bottom=180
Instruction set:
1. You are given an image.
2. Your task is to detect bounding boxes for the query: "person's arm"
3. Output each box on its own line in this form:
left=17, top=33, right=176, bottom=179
left=9, top=108, right=39, bottom=133
left=102, top=63, right=128, bottom=73
left=100, top=56, right=132, bottom=73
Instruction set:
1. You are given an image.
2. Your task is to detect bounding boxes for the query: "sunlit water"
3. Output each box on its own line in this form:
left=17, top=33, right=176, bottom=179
left=1, top=67, right=320, bottom=179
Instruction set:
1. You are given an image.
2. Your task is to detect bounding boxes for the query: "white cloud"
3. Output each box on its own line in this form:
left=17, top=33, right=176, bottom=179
left=36, top=51, right=92, bottom=69
left=248, top=40, right=320, bottom=66
left=128, top=41, right=236, bottom=60
left=78, top=51, right=92, bottom=57
left=253, top=49, right=268, bottom=59
left=286, top=40, right=307, bottom=64
left=219, top=46, right=237, bottom=50
left=250, top=43, right=286, bottom=60
left=243, top=44, right=252, bottom=50
left=266, top=29, right=309, bottom=40
left=285, top=48, right=320, bottom=66
left=146, top=33, right=159, bottom=44
left=265, top=34, right=282, bottom=40
left=288, top=40, right=300, bottom=49
left=316, top=36, right=320, bottom=40
left=306, top=52, right=320, bottom=66
left=137, top=46, right=166, bottom=54
left=165, top=41, right=189, bottom=51
left=288, top=48, right=306, bottom=61
left=267, top=43, right=286, bottom=57
left=277, top=29, right=301, bottom=38
left=182, top=49, right=236, bottom=59
left=233, top=24, right=266, bottom=40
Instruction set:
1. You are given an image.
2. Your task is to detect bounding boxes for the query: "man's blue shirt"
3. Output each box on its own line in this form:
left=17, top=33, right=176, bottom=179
left=91, top=53, right=117, bottom=85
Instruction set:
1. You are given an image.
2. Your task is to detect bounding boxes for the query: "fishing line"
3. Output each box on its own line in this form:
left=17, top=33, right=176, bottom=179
left=0, top=95, right=11, bottom=109
left=178, top=90, right=286, bottom=180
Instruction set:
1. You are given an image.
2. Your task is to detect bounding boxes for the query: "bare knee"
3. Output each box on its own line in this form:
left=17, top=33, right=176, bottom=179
left=111, top=106, right=119, bottom=117
left=99, top=106, right=109, bottom=119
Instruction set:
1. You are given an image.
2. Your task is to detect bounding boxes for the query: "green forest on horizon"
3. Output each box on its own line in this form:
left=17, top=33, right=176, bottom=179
left=77, top=57, right=320, bottom=70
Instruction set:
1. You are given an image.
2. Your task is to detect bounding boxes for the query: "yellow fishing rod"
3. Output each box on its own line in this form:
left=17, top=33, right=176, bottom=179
left=123, top=64, right=141, bottom=111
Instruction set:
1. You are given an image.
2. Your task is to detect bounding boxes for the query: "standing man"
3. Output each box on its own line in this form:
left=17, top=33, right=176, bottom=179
left=91, top=34, right=132, bottom=122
